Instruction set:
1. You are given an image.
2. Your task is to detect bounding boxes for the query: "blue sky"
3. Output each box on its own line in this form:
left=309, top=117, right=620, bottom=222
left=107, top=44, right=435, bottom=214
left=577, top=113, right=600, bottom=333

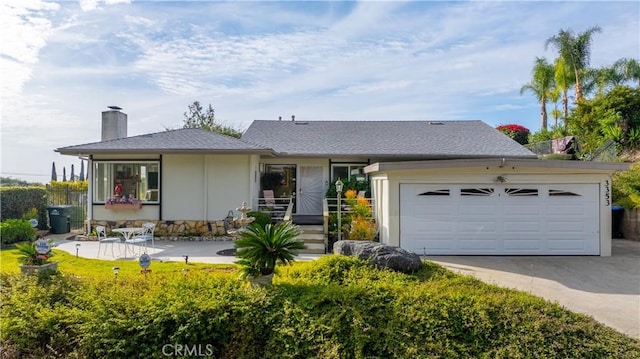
left=1, top=0, right=639, bottom=183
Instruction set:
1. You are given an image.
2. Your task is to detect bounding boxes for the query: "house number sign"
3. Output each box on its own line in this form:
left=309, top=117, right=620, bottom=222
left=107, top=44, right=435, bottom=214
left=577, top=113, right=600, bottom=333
left=604, top=180, right=610, bottom=206
left=35, top=239, right=50, bottom=255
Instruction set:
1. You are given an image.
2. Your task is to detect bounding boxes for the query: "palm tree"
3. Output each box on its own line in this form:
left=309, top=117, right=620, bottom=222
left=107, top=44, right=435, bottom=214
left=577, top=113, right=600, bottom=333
left=235, top=222, right=305, bottom=278
left=615, top=58, right=640, bottom=88
left=545, top=26, right=601, bottom=102
left=520, top=57, right=555, bottom=129
left=589, top=65, right=626, bottom=96
left=553, top=57, right=573, bottom=124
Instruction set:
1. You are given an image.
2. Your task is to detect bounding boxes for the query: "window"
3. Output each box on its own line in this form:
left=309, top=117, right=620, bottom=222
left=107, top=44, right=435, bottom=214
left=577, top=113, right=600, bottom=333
left=93, top=161, right=160, bottom=203
left=331, top=164, right=367, bottom=182
left=461, top=188, right=494, bottom=196
left=505, top=188, right=538, bottom=196
left=419, top=189, right=450, bottom=196
left=549, top=189, right=580, bottom=196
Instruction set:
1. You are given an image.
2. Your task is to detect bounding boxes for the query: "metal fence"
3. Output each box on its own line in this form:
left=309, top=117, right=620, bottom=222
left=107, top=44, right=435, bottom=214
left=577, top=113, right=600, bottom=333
left=46, top=184, right=87, bottom=230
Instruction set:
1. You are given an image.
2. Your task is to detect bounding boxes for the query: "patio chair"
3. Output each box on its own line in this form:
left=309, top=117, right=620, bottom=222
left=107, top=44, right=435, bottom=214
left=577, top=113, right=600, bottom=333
left=262, top=190, right=286, bottom=211
left=96, top=225, right=121, bottom=257
left=131, top=222, right=156, bottom=249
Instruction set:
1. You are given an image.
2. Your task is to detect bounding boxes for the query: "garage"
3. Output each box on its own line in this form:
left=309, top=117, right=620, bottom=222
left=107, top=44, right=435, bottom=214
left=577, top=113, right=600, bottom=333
left=400, top=183, right=600, bottom=255
left=366, top=158, right=630, bottom=257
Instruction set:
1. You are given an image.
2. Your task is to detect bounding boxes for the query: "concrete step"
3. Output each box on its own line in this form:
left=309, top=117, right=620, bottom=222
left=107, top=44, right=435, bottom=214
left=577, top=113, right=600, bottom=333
left=299, top=233, right=324, bottom=241
left=298, top=225, right=324, bottom=233
left=299, top=248, right=326, bottom=255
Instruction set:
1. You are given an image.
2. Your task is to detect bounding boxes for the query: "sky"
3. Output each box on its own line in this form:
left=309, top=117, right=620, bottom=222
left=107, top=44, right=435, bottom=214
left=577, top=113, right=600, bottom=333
left=1, top=0, right=639, bottom=184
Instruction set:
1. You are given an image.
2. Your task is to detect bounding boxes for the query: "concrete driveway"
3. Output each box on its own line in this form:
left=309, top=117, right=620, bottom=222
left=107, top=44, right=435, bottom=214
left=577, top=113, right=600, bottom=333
left=424, top=239, right=640, bottom=339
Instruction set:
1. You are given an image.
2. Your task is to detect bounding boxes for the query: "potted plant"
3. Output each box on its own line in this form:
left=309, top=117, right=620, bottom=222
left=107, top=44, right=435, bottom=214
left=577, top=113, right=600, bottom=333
left=105, top=196, right=142, bottom=210
left=234, top=221, right=305, bottom=286
left=16, top=241, right=57, bottom=275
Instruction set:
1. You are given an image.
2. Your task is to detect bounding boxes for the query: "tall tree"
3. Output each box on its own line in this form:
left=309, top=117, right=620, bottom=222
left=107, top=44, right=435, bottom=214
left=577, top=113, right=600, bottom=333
left=182, top=101, right=242, bottom=138
left=79, top=160, right=85, bottom=181
left=62, top=167, right=67, bottom=182
left=553, top=56, right=573, bottom=124
left=615, top=58, right=640, bottom=88
left=588, top=65, right=626, bottom=96
left=51, top=162, right=57, bottom=182
left=520, top=57, right=555, bottom=129
left=545, top=26, right=601, bottom=102
left=70, top=164, right=75, bottom=182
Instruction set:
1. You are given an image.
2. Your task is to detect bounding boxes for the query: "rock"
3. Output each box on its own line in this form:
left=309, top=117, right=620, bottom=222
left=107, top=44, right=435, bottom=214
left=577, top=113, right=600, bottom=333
left=333, top=240, right=422, bottom=274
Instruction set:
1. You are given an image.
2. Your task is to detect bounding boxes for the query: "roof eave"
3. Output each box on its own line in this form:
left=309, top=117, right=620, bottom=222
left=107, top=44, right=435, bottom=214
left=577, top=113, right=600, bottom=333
left=55, top=149, right=276, bottom=156
left=365, top=158, right=630, bottom=174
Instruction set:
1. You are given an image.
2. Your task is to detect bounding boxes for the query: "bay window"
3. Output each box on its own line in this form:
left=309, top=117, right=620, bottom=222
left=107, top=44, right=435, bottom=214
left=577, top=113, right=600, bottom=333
left=93, top=161, right=160, bottom=203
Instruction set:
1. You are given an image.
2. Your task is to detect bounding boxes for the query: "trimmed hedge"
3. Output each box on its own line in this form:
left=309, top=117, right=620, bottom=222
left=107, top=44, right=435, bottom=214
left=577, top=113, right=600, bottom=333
left=1, top=256, right=638, bottom=358
left=0, top=219, right=36, bottom=246
left=0, top=187, right=48, bottom=229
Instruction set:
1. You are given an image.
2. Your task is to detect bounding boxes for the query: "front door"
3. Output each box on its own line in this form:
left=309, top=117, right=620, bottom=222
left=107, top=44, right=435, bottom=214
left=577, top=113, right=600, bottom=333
left=298, top=166, right=323, bottom=215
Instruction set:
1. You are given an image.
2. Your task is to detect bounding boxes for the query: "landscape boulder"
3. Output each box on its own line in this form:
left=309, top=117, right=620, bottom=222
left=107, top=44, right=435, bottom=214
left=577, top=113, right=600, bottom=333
left=333, top=240, right=423, bottom=273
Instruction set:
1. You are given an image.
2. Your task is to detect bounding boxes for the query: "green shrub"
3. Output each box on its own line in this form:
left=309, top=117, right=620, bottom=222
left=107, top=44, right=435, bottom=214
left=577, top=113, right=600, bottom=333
left=247, top=211, right=272, bottom=228
left=1, top=255, right=639, bottom=358
left=613, top=162, right=640, bottom=209
left=0, top=219, right=36, bottom=246
left=0, top=187, right=48, bottom=229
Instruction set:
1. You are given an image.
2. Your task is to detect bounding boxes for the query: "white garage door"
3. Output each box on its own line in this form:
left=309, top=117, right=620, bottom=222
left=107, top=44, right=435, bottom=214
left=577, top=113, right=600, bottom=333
left=400, top=184, right=600, bottom=255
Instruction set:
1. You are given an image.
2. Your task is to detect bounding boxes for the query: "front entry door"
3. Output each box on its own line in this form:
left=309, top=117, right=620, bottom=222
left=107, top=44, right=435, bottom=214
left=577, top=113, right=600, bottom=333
left=298, top=166, right=323, bottom=215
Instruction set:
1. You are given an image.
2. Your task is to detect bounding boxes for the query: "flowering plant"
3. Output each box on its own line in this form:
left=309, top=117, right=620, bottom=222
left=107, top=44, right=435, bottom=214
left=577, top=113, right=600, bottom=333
left=15, top=241, right=55, bottom=265
left=496, top=124, right=530, bottom=145
left=106, top=196, right=141, bottom=205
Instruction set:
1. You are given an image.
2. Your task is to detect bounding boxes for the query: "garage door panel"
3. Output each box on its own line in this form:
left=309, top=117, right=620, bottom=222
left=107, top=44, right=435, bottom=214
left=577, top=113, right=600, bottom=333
left=547, top=220, right=594, bottom=232
left=459, top=239, right=498, bottom=250
left=400, top=183, right=600, bottom=255
left=503, top=239, right=542, bottom=250
left=547, top=239, right=587, bottom=251
left=414, top=219, right=453, bottom=232
left=459, top=204, right=497, bottom=215
left=412, top=239, right=454, bottom=252
left=503, top=204, right=542, bottom=215
left=414, top=204, right=456, bottom=216
left=503, top=221, right=541, bottom=232
left=459, top=221, right=498, bottom=232
left=546, top=204, right=593, bottom=216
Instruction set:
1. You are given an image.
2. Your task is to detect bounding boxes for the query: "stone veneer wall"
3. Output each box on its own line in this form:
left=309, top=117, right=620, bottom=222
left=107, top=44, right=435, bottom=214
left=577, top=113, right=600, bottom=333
left=622, top=209, right=639, bottom=241
left=86, top=219, right=240, bottom=241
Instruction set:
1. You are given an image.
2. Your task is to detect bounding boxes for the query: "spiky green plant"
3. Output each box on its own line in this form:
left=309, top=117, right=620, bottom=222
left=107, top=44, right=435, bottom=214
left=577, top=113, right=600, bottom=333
left=15, top=242, right=53, bottom=265
left=234, top=222, right=305, bottom=276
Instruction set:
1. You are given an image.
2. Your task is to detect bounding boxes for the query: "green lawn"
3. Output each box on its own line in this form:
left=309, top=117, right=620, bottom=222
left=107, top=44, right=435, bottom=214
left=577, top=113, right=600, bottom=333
left=0, top=246, right=235, bottom=278
left=1, top=248, right=639, bottom=358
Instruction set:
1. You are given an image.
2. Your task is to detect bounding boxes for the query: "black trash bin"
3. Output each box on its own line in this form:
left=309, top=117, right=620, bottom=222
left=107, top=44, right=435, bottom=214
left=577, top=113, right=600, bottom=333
left=48, top=205, right=72, bottom=234
left=611, top=206, right=624, bottom=239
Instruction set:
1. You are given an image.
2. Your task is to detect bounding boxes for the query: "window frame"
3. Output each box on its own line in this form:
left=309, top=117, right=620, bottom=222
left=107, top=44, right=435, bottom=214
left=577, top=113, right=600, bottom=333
left=330, top=163, right=368, bottom=182
left=93, top=160, right=160, bottom=204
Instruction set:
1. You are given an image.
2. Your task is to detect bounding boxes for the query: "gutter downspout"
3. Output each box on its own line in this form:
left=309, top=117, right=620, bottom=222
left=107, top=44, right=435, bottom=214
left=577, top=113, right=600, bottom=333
left=87, top=155, right=93, bottom=234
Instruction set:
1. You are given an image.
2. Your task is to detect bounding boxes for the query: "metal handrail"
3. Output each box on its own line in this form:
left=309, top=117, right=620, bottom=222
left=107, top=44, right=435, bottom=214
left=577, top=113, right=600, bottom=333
left=283, top=198, right=294, bottom=223
left=322, top=198, right=329, bottom=252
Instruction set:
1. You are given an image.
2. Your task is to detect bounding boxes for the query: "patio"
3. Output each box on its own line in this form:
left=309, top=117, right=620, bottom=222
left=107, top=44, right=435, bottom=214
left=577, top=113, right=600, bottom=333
left=53, top=232, right=322, bottom=264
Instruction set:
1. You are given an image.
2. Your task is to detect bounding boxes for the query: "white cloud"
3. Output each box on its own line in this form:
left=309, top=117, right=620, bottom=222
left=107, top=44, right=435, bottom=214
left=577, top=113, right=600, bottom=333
left=1, top=1, right=638, bottom=182
left=79, top=0, right=130, bottom=12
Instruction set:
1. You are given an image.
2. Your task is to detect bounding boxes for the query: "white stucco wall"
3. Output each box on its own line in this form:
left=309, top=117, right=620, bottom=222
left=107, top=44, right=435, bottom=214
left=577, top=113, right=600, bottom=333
left=370, top=165, right=613, bottom=256
left=162, top=154, right=256, bottom=220
left=89, top=153, right=258, bottom=223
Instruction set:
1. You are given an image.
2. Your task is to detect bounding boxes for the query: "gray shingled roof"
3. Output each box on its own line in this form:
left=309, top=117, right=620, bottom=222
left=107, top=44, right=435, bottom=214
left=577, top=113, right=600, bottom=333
left=241, top=120, right=536, bottom=159
left=56, top=128, right=274, bottom=155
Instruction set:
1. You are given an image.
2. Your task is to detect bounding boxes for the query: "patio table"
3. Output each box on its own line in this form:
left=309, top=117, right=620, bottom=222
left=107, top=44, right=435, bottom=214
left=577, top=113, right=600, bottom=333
left=112, top=227, right=144, bottom=256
